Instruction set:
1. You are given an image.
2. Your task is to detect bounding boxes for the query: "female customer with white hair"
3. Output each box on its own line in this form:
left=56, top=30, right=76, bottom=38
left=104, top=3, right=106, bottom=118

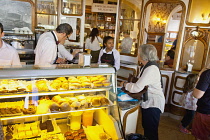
left=123, top=44, right=165, bottom=140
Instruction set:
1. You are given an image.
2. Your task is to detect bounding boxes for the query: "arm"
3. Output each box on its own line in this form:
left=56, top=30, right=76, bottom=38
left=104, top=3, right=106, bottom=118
left=193, top=69, right=210, bottom=99
left=11, top=50, right=21, bottom=66
left=58, top=44, right=73, bottom=61
left=125, top=66, right=160, bottom=93
left=192, top=88, right=205, bottom=99
left=98, top=36, right=103, bottom=44
left=85, top=38, right=90, bottom=49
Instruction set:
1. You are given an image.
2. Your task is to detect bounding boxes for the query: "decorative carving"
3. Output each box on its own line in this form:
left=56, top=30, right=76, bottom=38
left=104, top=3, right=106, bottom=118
left=148, top=3, right=179, bottom=33
left=180, top=27, right=210, bottom=70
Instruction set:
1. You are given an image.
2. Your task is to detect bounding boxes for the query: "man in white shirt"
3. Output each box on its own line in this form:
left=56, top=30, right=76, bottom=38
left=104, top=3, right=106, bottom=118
left=0, top=23, right=21, bottom=66
left=34, top=23, right=73, bottom=65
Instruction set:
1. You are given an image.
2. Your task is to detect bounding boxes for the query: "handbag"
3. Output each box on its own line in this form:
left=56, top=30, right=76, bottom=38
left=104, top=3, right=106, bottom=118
left=121, top=74, right=148, bottom=101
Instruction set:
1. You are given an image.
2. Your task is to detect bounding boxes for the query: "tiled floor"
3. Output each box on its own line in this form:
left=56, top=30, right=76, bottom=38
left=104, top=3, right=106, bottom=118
left=136, top=114, right=196, bottom=140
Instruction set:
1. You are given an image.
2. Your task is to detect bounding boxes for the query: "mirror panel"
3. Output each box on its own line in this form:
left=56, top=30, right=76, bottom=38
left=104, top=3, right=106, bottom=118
left=142, top=1, right=186, bottom=67
left=186, top=0, right=210, bottom=26
left=117, top=0, right=142, bottom=57
left=61, top=17, right=81, bottom=42
left=179, top=27, right=209, bottom=71
left=182, top=40, right=204, bottom=70
left=0, top=0, right=34, bottom=31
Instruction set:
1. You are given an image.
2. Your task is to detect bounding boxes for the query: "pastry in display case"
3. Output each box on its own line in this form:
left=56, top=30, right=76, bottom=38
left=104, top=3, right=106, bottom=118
left=0, top=64, right=122, bottom=140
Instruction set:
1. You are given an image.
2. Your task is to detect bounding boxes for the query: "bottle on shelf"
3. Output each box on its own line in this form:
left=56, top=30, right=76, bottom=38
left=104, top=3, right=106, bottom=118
left=63, top=2, right=71, bottom=14
left=105, top=22, right=109, bottom=29
left=186, top=60, right=193, bottom=72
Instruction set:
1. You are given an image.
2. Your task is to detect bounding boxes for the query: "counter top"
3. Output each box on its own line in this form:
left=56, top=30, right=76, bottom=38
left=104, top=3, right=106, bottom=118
left=118, top=101, right=140, bottom=110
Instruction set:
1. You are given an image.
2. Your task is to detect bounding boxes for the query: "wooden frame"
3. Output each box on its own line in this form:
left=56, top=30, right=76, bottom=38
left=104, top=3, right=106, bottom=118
left=161, top=74, right=169, bottom=98
left=35, top=0, right=58, bottom=30
left=116, top=0, right=144, bottom=58
left=186, top=0, right=210, bottom=26
left=140, top=0, right=186, bottom=67
left=171, top=91, right=182, bottom=106
left=174, top=75, right=186, bottom=90
left=122, top=105, right=140, bottom=134
left=117, top=66, right=137, bottom=80
left=179, top=27, right=209, bottom=71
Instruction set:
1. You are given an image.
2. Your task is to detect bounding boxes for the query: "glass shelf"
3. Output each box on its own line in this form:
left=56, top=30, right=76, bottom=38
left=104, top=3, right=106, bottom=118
left=0, top=87, right=111, bottom=99
left=0, top=106, right=114, bottom=121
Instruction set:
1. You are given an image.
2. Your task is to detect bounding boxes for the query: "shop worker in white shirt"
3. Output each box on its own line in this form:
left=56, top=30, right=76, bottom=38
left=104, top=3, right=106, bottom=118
left=35, top=23, right=73, bottom=65
left=98, top=36, right=120, bottom=70
left=0, top=23, right=21, bottom=66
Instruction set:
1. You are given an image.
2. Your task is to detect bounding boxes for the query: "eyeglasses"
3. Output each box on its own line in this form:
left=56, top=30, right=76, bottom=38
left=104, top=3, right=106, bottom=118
left=66, top=34, right=71, bottom=41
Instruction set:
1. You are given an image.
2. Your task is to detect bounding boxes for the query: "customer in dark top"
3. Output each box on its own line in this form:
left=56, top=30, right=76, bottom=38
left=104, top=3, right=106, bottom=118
left=192, top=69, right=210, bottom=140
left=171, top=39, right=177, bottom=50
left=164, top=50, right=175, bottom=68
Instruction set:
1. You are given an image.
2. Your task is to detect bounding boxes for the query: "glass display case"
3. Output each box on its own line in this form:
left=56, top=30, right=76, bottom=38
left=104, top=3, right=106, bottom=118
left=35, top=0, right=58, bottom=30
left=61, top=0, right=83, bottom=15
left=0, top=64, right=122, bottom=139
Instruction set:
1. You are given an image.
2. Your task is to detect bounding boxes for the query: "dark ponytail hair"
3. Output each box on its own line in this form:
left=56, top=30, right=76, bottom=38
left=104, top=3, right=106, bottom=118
left=183, top=74, right=198, bottom=93
left=103, top=36, right=114, bottom=49
left=89, top=28, right=99, bottom=43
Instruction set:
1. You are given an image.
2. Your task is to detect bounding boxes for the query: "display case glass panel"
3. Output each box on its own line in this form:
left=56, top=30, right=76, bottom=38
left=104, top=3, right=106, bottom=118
left=61, top=0, right=83, bottom=15
left=0, top=64, right=121, bottom=140
left=36, top=0, right=57, bottom=14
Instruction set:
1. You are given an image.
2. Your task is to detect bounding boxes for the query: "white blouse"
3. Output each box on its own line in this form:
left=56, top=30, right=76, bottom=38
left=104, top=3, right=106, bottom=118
left=85, top=36, right=103, bottom=51
left=0, top=41, right=21, bottom=66
left=98, top=48, right=120, bottom=70
left=125, top=65, right=165, bottom=113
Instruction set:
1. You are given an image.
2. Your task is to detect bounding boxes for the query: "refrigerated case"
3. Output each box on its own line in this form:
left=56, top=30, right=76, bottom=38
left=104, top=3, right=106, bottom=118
left=0, top=64, right=122, bottom=140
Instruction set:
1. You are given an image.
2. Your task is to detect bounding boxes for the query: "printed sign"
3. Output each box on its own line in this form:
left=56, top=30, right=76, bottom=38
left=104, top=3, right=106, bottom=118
left=92, top=3, right=117, bottom=13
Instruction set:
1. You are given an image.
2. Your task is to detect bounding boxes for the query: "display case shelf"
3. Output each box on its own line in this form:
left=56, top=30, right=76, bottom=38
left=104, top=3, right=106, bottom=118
left=36, top=12, right=57, bottom=16
left=0, top=87, right=111, bottom=99
left=0, top=105, right=113, bottom=121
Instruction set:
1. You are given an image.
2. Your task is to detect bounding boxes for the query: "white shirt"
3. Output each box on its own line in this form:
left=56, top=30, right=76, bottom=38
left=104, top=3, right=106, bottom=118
left=34, top=31, right=57, bottom=65
left=125, top=65, right=165, bottom=113
left=58, top=44, right=73, bottom=61
left=98, top=48, right=120, bottom=70
left=0, top=41, right=21, bottom=66
left=85, top=36, right=103, bottom=51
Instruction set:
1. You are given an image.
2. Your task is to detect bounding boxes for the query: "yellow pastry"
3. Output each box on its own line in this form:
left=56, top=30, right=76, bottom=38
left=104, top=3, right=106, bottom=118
left=77, top=95, right=86, bottom=101
left=81, top=82, right=92, bottom=88
left=93, top=81, right=103, bottom=87
left=100, top=97, right=110, bottom=106
left=90, top=77, right=99, bottom=82
left=99, top=77, right=106, bottom=82
left=61, top=81, right=69, bottom=90
left=69, top=83, right=81, bottom=89
left=36, top=80, right=48, bottom=91
left=56, top=77, right=67, bottom=82
left=18, top=131, right=25, bottom=139
left=91, top=97, right=101, bottom=106
left=26, top=131, right=33, bottom=137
